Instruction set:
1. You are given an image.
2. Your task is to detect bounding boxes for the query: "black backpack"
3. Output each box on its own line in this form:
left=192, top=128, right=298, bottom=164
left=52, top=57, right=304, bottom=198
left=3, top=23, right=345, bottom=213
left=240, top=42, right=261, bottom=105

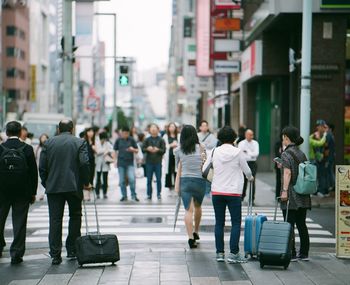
left=0, top=144, right=28, bottom=191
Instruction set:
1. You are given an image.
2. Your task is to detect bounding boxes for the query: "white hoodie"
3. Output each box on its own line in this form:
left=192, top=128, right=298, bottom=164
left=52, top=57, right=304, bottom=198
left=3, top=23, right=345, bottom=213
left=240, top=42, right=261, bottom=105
left=203, top=144, right=253, bottom=196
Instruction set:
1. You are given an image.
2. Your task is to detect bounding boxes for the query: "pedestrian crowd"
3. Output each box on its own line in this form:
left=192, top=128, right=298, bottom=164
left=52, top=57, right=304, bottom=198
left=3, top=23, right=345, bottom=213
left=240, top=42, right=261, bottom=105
left=0, top=118, right=336, bottom=266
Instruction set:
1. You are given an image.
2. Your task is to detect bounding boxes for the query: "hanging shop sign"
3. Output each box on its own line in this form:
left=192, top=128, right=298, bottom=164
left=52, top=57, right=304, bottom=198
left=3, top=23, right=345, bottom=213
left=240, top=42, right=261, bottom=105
left=214, top=60, right=240, bottom=73
left=215, top=18, right=241, bottom=32
left=196, top=0, right=214, bottom=77
left=240, top=40, right=263, bottom=83
left=214, top=39, right=240, bottom=52
left=214, top=0, right=241, bottom=10
left=336, top=165, right=350, bottom=259
left=321, top=0, right=350, bottom=9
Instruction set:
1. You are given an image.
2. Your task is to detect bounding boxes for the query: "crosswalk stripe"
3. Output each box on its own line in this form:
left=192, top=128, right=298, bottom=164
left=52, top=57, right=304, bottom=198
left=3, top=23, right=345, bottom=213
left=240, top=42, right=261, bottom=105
left=5, top=205, right=334, bottom=246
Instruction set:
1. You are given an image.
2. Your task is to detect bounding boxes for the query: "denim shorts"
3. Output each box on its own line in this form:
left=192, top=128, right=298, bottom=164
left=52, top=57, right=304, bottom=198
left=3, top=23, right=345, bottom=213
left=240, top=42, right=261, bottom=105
left=180, top=177, right=206, bottom=210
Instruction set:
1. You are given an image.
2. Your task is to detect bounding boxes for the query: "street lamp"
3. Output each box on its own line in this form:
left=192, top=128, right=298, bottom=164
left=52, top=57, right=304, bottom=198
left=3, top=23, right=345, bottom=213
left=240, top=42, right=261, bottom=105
left=94, top=12, right=118, bottom=132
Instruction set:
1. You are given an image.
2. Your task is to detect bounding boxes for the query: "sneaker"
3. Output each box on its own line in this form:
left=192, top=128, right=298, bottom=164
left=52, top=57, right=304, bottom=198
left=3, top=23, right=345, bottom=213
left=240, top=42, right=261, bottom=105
left=96, top=194, right=100, bottom=199
left=291, top=254, right=298, bottom=262
left=103, top=194, right=108, bottom=199
left=317, top=192, right=325, bottom=198
left=297, top=254, right=309, bottom=261
left=227, top=253, right=247, bottom=264
left=132, top=196, right=140, bottom=202
left=146, top=196, right=152, bottom=200
left=216, top=252, right=225, bottom=262
left=120, top=197, right=127, bottom=202
left=52, top=256, right=62, bottom=265
left=157, top=195, right=162, bottom=200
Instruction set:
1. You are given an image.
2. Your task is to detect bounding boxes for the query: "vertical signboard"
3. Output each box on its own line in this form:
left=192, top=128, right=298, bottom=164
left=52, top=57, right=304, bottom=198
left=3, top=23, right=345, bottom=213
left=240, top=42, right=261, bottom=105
left=30, top=65, right=36, bottom=101
left=76, top=2, right=94, bottom=46
left=196, top=0, right=214, bottom=77
left=336, top=165, right=350, bottom=258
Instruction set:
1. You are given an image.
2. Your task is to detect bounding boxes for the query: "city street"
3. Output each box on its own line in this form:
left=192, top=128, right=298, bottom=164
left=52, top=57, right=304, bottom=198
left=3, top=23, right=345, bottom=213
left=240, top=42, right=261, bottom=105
left=1, top=171, right=347, bottom=285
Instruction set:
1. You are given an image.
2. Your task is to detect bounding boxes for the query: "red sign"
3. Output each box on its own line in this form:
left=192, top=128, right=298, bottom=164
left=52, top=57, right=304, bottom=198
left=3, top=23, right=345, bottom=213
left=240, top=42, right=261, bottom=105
left=86, top=87, right=100, bottom=112
left=215, top=18, right=241, bottom=31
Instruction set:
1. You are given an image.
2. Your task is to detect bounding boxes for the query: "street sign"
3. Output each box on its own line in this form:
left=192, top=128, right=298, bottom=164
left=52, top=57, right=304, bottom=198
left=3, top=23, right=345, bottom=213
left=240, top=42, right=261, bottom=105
left=215, top=18, right=241, bottom=32
left=214, top=60, right=240, bottom=73
left=214, top=39, right=241, bottom=52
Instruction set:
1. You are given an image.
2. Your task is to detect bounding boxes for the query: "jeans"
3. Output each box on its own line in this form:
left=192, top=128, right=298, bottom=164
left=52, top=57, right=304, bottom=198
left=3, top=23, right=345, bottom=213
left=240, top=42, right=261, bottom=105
left=118, top=165, right=136, bottom=198
left=95, top=171, right=108, bottom=196
left=212, top=195, right=242, bottom=254
left=146, top=163, right=162, bottom=197
left=315, top=161, right=328, bottom=195
left=282, top=208, right=310, bottom=256
left=47, top=192, right=82, bottom=258
left=0, top=200, right=30, bottom=258
left=242, top=161, right=257, bottom=201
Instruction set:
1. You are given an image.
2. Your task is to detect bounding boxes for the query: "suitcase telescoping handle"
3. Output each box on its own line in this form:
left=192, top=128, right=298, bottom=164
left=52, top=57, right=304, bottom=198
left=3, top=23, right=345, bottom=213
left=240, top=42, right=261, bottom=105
left=275, top=197, right=289, bottom=222
left=82, top=188, right=101, bottom=235
left=247, top=181, right=253, bottom=216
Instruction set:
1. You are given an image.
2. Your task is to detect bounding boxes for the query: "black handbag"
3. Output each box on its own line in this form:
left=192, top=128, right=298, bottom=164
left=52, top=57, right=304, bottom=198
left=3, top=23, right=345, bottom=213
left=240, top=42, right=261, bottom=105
left=202, top=148, right=215, bottom=182
left=75, top=191, right=120, bottom=266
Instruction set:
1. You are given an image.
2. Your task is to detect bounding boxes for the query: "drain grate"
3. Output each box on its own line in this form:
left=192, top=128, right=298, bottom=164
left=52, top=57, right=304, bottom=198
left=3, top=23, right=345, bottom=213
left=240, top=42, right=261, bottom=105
left=131, top=217, right=163, bottom=223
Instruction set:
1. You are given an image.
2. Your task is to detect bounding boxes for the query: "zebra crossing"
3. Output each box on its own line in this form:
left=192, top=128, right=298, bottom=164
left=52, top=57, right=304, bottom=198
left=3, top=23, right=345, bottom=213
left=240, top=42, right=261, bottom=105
left=5, top=203, right=335, bottom=246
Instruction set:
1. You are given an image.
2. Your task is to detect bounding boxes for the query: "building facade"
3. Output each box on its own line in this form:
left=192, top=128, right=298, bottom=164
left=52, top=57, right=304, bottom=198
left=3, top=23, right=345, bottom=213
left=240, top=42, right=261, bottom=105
left=1, top=1, right=30, bottom=117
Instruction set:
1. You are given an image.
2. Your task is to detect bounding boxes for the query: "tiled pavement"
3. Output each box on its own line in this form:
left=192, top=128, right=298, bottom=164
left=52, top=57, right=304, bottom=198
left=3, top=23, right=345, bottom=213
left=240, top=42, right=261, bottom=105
left=0, top=171, right=344, bottom=285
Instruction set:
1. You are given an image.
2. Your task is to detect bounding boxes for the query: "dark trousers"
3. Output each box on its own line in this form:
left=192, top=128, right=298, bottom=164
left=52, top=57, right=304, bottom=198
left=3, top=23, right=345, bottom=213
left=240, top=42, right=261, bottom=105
left=282, top=208, right=310, bottom=256
left=316, top=161, right=328, bottom=195
left=212, top=195, right=242, bottom=254
left=275, top=167, right=282, bottom=199
left=165, top=154, right=176, bottom=188
left=242, top=161, right=257, bottom=201
left=95, top=171, right=108, bottom=196
left=0, top=200, right=30, bottom=258
left=47, top=192, right=82, bottom=258
left=146, top=163, right=162, bottom=197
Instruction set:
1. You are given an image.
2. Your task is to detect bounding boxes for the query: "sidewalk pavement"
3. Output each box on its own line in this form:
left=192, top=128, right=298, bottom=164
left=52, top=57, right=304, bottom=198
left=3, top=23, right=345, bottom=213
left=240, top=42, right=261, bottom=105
left=0, top=249, right=349, bottom=285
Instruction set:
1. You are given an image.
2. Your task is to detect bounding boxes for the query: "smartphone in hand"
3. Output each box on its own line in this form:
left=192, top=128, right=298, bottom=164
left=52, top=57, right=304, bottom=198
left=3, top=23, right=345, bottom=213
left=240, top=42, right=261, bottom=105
left=273, top=157, right=283, bottom=164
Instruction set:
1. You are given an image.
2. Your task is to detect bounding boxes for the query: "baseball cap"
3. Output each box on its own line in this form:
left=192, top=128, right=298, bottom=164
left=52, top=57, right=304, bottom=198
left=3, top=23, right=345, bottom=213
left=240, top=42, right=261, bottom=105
left=316, top=119, right=326, bottom=126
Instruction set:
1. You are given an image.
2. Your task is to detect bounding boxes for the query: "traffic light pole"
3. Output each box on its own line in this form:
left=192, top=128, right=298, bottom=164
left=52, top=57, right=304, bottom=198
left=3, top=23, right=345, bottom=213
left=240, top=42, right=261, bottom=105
left=300, top=0, right=312, bottom=157
left=63, top=0, right=73, bottom=118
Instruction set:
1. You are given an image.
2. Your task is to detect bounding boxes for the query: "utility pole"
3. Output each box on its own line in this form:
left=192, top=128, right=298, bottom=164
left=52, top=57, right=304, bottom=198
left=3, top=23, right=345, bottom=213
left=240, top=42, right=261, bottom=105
left=300, top=0, right=312, bottom=156
left=63, top=0, right=73, bottom=118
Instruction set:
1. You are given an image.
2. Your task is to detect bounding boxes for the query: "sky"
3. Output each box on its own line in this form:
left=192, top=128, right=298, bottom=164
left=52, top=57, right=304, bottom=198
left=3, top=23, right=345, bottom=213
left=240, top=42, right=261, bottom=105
left=97, top=0, right=172, bottom=73
left=95, top=0, right=172, bottom=116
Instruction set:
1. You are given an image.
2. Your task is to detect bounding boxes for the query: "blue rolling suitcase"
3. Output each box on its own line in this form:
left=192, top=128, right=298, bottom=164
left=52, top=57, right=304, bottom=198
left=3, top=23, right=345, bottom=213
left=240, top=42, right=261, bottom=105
left=258, top=199, right=292, bottom=270
left=244, top=181, right=267, bottom=258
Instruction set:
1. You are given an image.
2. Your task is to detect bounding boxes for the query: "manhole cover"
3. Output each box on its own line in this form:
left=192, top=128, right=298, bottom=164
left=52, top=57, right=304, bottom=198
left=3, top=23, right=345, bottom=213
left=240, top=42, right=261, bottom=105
left=131, top=217, right=163, bottom=223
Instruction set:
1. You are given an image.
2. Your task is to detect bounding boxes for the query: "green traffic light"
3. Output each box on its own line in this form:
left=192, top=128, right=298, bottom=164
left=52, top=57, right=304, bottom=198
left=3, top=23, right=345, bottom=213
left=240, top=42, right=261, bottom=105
left=119, top=75, right=129, bottom=86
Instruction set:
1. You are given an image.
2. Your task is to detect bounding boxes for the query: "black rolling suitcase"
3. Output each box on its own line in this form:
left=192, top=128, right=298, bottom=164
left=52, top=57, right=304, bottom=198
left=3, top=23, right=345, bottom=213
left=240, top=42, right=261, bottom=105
left=75, top=191, right=120, bottom=266
left=258, top=199, right=292, bottom=270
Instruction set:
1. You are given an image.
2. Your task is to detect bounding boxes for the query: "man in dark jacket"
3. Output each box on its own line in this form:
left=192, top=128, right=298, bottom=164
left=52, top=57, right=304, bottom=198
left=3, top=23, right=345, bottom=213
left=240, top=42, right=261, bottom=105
left=0, top=121, right=38, bottom=264
left=39, top=119, right=90, bottom=265
left=142, top=124, right=165, bottom=200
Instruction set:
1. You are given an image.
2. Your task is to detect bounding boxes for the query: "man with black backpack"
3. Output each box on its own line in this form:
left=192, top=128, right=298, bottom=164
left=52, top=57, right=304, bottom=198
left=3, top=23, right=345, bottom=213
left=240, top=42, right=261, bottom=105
left=0, top=121, right=38, bottom=264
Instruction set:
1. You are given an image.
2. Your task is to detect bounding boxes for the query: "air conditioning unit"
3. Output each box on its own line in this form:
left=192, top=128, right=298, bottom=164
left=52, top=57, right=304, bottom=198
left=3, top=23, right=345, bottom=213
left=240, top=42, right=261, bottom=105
left=18, top=0, right=26, bottom=6
left=2, top=0, right=17, bottom=7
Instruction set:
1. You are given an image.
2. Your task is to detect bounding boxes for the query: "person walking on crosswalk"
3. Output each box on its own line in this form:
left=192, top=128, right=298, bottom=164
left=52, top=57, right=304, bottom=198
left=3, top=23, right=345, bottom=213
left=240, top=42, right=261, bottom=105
left=175, top=125, right=206, bottom=249
left=205, top=126, right=254, bottom=263
left=0, top=121, right=38, bottom=264
left=39, top=119, right=91, bottom=265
